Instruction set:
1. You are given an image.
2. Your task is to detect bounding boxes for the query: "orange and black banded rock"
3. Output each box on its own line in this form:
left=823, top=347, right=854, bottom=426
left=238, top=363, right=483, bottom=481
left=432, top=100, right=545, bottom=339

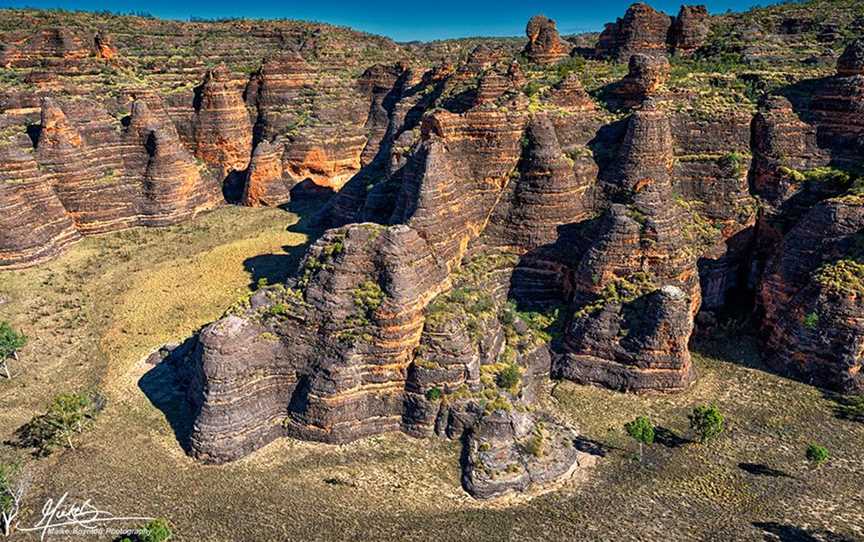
left=246, top=51, right=371, bottom=190
left=483, top=114, right=594, bottom=252
left=0, top=131, right=80, bottom=267
left=750, top=96, right=827, bottom=206
left=606, top=53, right=670, bottom=108
left=0, top=96, right=221, bottom=266
left=186, top=223, right=451, bottom=460
left=669, top=5, right=710, bottom=56
left=0, top=27, right=91, bottom=69
left=554, top=102, right=700, bottom=392
left=192, top=64, right=253, bottom=176
left=759, top=197, right=864, bottom=394
left=523, top=15, right=572, bottom=65
left=240, top=140, right=292, bottom=207
left=548, top=74, right=596, bottom=111
left=595, top=3, right=674, bottom=62
left=391, top=106, right=526, bottom=269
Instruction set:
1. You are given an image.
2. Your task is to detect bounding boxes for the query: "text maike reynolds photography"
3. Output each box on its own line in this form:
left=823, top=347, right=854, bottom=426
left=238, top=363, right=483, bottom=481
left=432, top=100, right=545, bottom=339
left=7, top=490, right=158, bottom=540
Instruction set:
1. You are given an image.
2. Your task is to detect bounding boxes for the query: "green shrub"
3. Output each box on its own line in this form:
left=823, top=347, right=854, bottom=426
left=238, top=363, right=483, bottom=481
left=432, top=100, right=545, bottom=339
left=718, top=151, right=747, bottom=177
left=266, top=303, right=288, bottom=317
left=814, top=259, right=864, bottom=297
left=495, top=364, right=521, bottom=392
left=141, top=517, right=172, bottom=542
left=352, top=280, right=384, bottom=316
left=425, top=387, right=442, bottom=401
left=802, top=312, right=820, bottom=330
left=524, top=429, right=545, bottom=457
left=688, top=404, right=725, bottom=443
left=805, top=443, right=829, bottom=466
left=0, top=322, right=26, bottom=360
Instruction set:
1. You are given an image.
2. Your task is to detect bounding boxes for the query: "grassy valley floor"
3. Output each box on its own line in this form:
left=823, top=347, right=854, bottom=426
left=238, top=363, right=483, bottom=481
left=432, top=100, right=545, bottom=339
left=0, top=202, right=862, bottom=541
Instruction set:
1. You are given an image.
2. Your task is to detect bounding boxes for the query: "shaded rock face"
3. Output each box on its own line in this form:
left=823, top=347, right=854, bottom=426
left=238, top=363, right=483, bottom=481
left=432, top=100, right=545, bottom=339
left=192, top=64, right=254, bottom=175
left=744, top=50, right=864, bottom=392
left=759, top=198, right=864, bottom=394
left=240, top=140, right=292, bottom=207
left=523, top=15, right=572, bottom=65
left=554, top=104, right=700, bottom=392
left=596, top=3, right=709, bottom=61
left=669, top=5, right=710, bottom=55
left=837, top=39, right=864, bottom=77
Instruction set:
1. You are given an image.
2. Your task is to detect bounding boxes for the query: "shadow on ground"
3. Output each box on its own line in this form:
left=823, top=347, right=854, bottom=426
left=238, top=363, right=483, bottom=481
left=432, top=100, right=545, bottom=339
left=242, top=189, right=331, bottom=290
left=138, top=338, right=198, bottom=453
left=753, top=521, right=858, bottom=542
left=739, top=462, right=791, bottom=478
left=654, top=426, right=689, bottom=448
left=822, top=391, right=864, bottom=424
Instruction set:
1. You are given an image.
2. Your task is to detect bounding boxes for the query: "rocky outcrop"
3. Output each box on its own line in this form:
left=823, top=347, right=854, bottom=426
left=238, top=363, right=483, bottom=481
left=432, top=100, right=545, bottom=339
left=0, top=27, right=91, bottom=69
left=391, top=107, right=526, bottom=268
left=808, top=45, right=864, bottom=161
left=759, top=197, right=864, bottom=394
left=554, top=102, right=700, bottom=392
left=523, top=15, right=572, bottom=65
left=607, top=53, right=670, bottom=108
left=462, top=410, right=585, bottom=499
left=0, top=96, right=221, bottom=266
left=596, top=3, right=710, bottom=61
left=245, top=51, right=371, bottom=190
left=0, top=131, right=80, bottom=267
left=192, top=64, right=253, bottom=175
left=240, top=140, right=291, bottom=207
left=548, top=74, right=596, bottom=111
left=596, top=3, right=674, bottom=62
left=836, top=38, right=864, bottom=77
left=670, top=5, right=710, bottom=56
left=483, top=114, right=594, bottom=251
left=93, top=32, right=117, bottom=61
left=187, top=223, right=451, bottom=459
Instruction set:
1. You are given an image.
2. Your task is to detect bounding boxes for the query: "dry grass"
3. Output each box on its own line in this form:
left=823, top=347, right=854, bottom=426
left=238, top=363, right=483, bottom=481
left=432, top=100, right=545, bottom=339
left=0, top=204, right=862, bottom=541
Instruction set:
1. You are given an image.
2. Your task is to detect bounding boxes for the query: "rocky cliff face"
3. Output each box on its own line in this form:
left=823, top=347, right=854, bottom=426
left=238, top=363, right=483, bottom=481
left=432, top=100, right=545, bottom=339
left=554, top=102, right=700, bottom=392
left=523, top=15, right=572, bottom=65
left=3, top=1, right=864, bottom=499
left=595, top=3, right=710, bottom=61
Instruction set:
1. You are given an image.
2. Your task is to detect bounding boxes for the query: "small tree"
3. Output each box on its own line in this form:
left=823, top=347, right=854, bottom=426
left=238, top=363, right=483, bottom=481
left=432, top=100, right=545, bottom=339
left=0, top=322, right=26, bottom=379
left=624, top=416, right=655, bottom=462
left=0, top=462, right=31, bottom=537
left=17, top=392, right=104, bottom=456
left=805, top=443, right=829, bottom=467
left=688, top=404, right=725, bottom=443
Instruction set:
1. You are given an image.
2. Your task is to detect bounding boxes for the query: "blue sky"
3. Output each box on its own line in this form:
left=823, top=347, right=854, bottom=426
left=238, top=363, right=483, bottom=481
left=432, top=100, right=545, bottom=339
left=0, top=0, right=766, bottom=41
